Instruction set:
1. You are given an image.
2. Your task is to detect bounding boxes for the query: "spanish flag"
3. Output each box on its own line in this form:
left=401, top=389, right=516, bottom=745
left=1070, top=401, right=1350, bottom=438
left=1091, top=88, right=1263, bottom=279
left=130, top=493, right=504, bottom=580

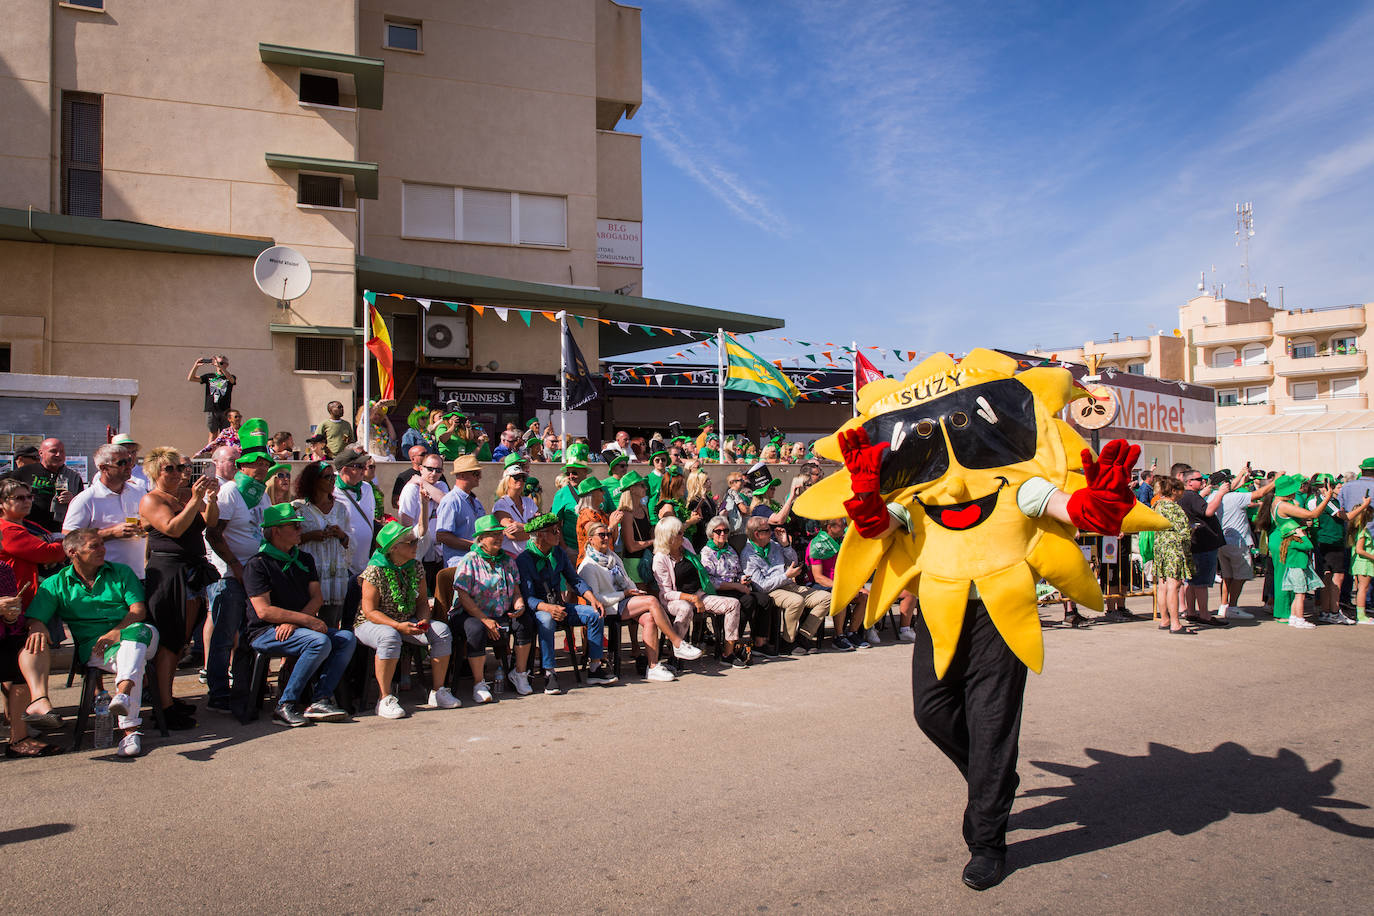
left=365, top=300, right=394, bottom=400
left=723, top=336, right=800, bottom=407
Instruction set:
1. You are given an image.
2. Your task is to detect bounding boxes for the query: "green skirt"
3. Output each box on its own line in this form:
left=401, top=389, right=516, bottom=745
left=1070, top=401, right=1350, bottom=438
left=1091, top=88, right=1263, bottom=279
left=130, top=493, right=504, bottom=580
left=1281, top=565, right=1322, bottom=595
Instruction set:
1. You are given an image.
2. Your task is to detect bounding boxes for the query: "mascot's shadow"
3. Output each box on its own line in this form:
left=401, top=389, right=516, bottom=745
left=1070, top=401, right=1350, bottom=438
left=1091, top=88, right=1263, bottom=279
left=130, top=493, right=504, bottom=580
left=1009, top=741, right=1374, bottom=870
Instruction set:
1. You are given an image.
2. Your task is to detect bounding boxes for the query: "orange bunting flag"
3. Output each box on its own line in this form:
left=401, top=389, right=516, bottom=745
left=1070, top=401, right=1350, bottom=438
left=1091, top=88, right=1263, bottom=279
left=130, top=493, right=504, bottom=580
left=471, top=305, right=485, bottom=316
left=822, top=350, right=832, bottom=361
left=663, top=328, right=675, bottom=336
left=772, top=360, right=783, bottom=368
left=907, top=350, right=916, bottom=360
left=541, top=311, right=557, bottom=322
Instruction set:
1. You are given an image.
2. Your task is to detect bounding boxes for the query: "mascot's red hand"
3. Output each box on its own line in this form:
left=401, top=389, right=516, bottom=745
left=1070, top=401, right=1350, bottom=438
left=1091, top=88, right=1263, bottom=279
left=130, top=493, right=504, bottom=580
left=1066, top=438, right=1140, bottom=535
left=839, top=427, right=890, bottom=537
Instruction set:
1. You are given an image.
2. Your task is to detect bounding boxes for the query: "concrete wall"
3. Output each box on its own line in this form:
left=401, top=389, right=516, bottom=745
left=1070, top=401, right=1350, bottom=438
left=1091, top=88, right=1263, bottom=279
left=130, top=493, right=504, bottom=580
left=0, top=0, right=52, bottom=210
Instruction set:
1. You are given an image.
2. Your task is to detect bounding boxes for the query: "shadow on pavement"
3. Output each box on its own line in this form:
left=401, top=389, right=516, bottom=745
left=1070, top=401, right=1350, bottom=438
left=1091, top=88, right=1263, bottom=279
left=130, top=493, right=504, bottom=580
left=1010, top=741, right=1374, bottom=869
left=0, top=823, right=74, bottom=847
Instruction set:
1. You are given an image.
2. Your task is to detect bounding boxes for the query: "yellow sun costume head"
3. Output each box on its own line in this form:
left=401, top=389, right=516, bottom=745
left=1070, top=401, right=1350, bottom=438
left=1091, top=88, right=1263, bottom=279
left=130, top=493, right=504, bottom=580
left=795, top=348, right=1166, bottom=678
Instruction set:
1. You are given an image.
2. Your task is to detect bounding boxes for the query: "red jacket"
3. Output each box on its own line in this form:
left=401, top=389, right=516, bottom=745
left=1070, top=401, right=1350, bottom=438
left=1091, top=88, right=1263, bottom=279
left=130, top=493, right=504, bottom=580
left=0, top=518, right=66, bottom=609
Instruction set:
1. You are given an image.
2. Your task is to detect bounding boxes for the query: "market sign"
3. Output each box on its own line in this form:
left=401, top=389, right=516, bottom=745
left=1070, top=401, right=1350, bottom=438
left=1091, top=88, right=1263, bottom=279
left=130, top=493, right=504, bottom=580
left=596, top=220, right=642, bottom=268
left=1071, top=384, right=1216, bottom=440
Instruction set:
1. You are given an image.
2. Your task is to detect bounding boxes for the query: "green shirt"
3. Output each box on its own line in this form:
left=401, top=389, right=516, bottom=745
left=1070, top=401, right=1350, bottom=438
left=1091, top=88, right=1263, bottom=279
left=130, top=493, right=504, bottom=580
left=699, top=447, right=719, bottom=461
left=317, top=418, right=353, bottom=457
left=26, top=562, right=146, bottom=661
left=436, top=434, right=492, bottom=462
left=1301, top=494, right=1345, bottom=545
left=551, top=485, right=579, bottom=547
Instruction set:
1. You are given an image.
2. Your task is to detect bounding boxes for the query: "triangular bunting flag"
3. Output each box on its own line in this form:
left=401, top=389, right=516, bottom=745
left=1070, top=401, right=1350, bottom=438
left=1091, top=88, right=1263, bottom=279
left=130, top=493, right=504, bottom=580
left=446, top=301, right=459, bottom=312
left=494, top=307, right=508, bottom=322
left=541, top=311, right=557, bottom=322
left=907, top=351, right=917, bottom=360
left=641, top=326, right=656, bottom=336
left=466, top=304, right=480, bottom=316
left=616, top=322, right=631, bottom=333
left=518, top=310, right=532, bottom=327
left=414, top=298, right=431, bottom=310
left=363, top=290, right=376, bottom=305
left=574, top=316, right=585, bottom=328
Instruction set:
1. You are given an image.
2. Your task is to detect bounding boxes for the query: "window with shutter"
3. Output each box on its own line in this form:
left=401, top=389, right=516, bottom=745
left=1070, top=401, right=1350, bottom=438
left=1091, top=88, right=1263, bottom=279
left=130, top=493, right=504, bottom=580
left=1332, top=377, right=1359, bottom=398
left=462, top=189, right=512, bottom=243
left=299, top=73, right=341, bottom=106
left=61, top=92, right=102, bottom=218
left=518, top=193, right=567, bottom=246
left=402, top=183, right=455, bottom=239
left=298, top=174, right=343, bottom=207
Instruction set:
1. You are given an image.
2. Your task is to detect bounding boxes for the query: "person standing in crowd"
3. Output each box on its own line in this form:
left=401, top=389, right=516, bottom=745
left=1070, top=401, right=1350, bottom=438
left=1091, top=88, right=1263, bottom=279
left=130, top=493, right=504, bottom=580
left=391, top=445, right=429, bottom=510
left=1340, top=457, right=1374, bottom=615
left=291, top=461, right=350, bottom=627
left=26, top=528, right=158, bottom=757
left=331, top=447, right=379, bottom=625
left=356, top=400, right=397, bottom=460
left=188, top=354, right=236, bottom=447
left=1135, top=466, right=1156, bottom=505
left=436, top=454, right=485, bottom=568
left=1348, top=501, right=1374, bottom=624
left=397, top=452, right=447, bottom=591
left=12, top=438, right=83, bottom=532
left=492, top=460, right=538, bottom=557
left=1268, top=474, right=1333, bottom=624
left=807, top=517, right=869, bottom=650
left=203, top=421, right=274, bottom=713
left=244, top=503, right=355, bottom=727
left=1151, top=477, right=1195, bottom=634
left=355, top=521, right=459, bottom=718
left=304, top=433, right=331, bottom=462
left=491, top=428, right=522, bottom=461
left=1305, top=473, right=1354, bottom=625
left=399, top=403, right=436, bottom=456
left=1172, top=464, right=1227, bottom=627
left=268, top=432, right=296, bottom=461
left=112, top=434, right=149, bottom=487
left=139, top=448, right=218, bottom=730
left=64, top=444, right=149, bottom=581
left=317, top=400, right=354, bottom=459
left=194, top=409, right=243, bottom=458
left=743, top=515, right=830, bottom=655
left=1215, top=466, right=1274, bottom=621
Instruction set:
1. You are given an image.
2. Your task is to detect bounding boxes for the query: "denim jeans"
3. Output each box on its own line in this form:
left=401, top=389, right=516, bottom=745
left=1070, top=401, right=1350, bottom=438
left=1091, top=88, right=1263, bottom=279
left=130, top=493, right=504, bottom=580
left=534, top=604, right=604, bottom=671
left=206, top=576, right=247, bottom=702
left=249, top=626, right=356, bottom=706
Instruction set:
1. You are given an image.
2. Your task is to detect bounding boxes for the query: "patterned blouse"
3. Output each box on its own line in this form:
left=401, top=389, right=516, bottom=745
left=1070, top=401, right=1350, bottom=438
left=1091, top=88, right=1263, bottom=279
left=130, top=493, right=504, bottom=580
left=452, top=549, right=521, bottom=616
left=699, top=542, right=742, bottom=589
left=357, top=564, right=422, bottom=625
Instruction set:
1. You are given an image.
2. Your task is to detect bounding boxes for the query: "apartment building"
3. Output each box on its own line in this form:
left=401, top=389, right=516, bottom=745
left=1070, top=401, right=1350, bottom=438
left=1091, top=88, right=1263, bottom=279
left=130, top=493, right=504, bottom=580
left=1028, top=333, right=1187, bottom=383
left=0, top=0, right=779, bottom=457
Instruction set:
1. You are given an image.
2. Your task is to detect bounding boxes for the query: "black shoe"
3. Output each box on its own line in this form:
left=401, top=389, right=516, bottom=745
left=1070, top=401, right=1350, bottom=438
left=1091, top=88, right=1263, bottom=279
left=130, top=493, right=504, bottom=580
left=961, top=855, right=1006, bottom=891
left=206, top=697, right=235, bottom=714
left=303, top=700, right=349, bottom=722
left=727, top=647, right=750, bottom=668
left=587, top=664, right=618, bottom=685
left=634, top=655, right=649, bottom=678
left=272, top=703, right=312, bottom=727
left=171, top=696, right=196, bottom=714
left=163, top=706, right=198, bottom=731
left=753, top=644, right=778, bottom=659
left=543, top=674, right=563, bottom=695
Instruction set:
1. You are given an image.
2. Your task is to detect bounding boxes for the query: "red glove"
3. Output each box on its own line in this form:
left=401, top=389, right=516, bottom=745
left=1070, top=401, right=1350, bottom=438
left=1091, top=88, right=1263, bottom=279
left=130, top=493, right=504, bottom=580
left=1066, top=439, right=1140, bottom=535
left=839, top=428, right=890, bottom=536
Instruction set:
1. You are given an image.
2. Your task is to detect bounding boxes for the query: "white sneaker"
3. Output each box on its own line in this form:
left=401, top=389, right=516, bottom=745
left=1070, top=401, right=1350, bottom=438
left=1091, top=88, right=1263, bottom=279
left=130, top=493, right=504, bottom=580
left=899, top=626, right=917, bottom=643
left=1289, top=618, right=1316, bottom=630
left=376, top=694, right=408, bottom=718
left=673, top=642, right=704, bottom=661
left=646, top=662, right=677, bottom=682
left=429, top=687, right=461, bottom=709
left=115, top=731, right=142, bottom=758
left=1219, top=607, right=1254, bottom=620
left=865, top=626, right=882, bottom=646
left=108, top=692, right=131, bottom=718
left=508, top=669, right=533, bottom=696
left=1357, top=617, right=1374, bottom=625
left=472, top=681, right=493, bottom=704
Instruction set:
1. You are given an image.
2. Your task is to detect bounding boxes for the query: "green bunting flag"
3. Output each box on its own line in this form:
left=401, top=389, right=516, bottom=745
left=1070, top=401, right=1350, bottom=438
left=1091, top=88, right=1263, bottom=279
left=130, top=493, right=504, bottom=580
left=518, top=310, right=532, bottom=327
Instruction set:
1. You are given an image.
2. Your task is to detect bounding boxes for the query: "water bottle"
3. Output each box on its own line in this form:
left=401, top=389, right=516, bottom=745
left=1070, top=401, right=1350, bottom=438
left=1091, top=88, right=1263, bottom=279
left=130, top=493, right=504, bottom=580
left=93, top=690, right=113, bottom=749
left=493, top=663, right=505, bottom=696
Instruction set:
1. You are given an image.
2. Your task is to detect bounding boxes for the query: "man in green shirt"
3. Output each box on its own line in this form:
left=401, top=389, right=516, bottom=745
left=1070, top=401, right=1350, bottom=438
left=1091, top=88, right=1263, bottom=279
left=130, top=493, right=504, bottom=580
left=435, top=412, right=494, bottom=462
left=699, top=433, right=721, bottom=463
left=26, top=528, right=158, bottom=758
left=316, top=400, right=354, bottom=458
left=551, top=448, right=591, bottom=547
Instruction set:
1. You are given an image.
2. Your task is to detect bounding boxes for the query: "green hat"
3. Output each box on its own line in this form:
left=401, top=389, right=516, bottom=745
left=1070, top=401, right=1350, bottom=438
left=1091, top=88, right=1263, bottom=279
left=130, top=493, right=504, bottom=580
left=1274, top=517, right=1304, bottom=540
left=565, top=442, right=591, bottom=462
left=576, top=476, right=605, bottom=497
left=261, top=502, right=304, bottom=528
left=751, top=478, right=781, bottom=497
left=473, top=514, right=505, bottom=537
left=1274, top=473, right=1304, bottom=498
left=503, top=452, right=529, bottom=469
left=1312, top=472, right=1336, bottom=486
left=236, top=450, right=271, bottom=466
left=1361, top=457, right=1374, bottom=471
left=524, top=512, right=560, bottom=533
left=523, top=476, right=542, bottom=496
left=649, top=447, right=669, bottom=461
left=375, top=520, right=414, bottom=554
left=617, top=469, right=646, bottom=491
left=666, top=464, right=683, bottom=477
left=442, top=410, right=466, bottom=421
left=526, top=417, right=540, bottom=428
left=236, top=417, right=271, bottom=463
left=606, top=452, right=628, bottom=470
left=268, top=463, right=291, bottom=477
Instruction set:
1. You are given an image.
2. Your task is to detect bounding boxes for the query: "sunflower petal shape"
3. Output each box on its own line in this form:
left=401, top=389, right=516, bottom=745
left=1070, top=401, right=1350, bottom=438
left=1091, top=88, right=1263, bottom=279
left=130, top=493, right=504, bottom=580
left=865, top=536, right=920, bottom=626
left=975, top=561, right=1044, bottom=674
left=918, top=573, right=973, bottom=679
left=831, top=524, right=888, bottom=614
left=1122, top=501, right=1171, bottom=532
left=794, top=470, right=855, bottom=521
left=1027, top=532, right=1103, bottom=610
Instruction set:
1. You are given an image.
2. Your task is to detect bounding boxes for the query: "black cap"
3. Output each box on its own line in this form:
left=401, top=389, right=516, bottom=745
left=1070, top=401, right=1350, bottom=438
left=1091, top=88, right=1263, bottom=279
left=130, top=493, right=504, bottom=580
left=333, top=446, right=370, bottom=469
left=14, top=445, right=39, bottom=460
left=1208, top=470, right=1233, bottom=486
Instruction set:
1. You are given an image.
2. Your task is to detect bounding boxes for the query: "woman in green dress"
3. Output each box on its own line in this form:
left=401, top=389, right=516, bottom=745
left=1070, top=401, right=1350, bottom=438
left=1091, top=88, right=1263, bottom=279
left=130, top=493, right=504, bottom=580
left=1152, top=477, right=1195, bottom=634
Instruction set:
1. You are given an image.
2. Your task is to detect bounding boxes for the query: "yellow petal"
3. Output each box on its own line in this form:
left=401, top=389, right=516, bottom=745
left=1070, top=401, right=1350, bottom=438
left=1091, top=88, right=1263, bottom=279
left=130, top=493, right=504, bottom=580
left=1026, top=531, right=1103, bottom=611
left=794, top=470, right=854, bottom=521
left=959, top=348, right=1019, bottom=378
left=831, top=523, right=887, bottom=613
left=1055, top=419, right=1090, bottom=471
left=917, top=573, right=972, bottom=680
left=974, top=561, right=1044, bottom=674
left=854, top=378, right=908, bottom=415
left=813, top=417, right=866, bottom=462
left=865, top=536, right=920, bottom=627
left=1122, top=502, right=1171, bottom=532
left=1015, top=367, right=1077, bottom=414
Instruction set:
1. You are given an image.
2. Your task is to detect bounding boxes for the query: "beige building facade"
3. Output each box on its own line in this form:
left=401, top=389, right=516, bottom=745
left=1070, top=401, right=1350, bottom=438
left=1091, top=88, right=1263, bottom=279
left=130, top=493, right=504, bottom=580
left=1, top=0, right=777, bottom=457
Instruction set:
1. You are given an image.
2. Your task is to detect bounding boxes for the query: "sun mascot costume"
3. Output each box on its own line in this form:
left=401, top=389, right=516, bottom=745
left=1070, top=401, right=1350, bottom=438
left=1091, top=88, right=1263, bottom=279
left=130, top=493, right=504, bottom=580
left=794, top=348, right=1168, bottom=891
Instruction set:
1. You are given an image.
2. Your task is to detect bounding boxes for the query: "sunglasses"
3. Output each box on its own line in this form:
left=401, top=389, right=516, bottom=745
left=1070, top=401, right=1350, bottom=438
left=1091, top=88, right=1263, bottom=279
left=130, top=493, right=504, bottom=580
left=165, top=462, right=191, bottom=473
left=422, top=465, right=443, bottom=472
left=6, top=494, right=35, bottom=501
left=710, top=528, right=728, bottom=535
left=275, top=472, right=290, bottom=480
left=592, top=531, right=611, bottom=539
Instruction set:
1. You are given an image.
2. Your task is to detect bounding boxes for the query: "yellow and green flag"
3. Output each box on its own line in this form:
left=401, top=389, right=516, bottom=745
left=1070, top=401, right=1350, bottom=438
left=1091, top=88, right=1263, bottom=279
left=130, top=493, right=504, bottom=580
left=723, top=336, right=800, bottom=407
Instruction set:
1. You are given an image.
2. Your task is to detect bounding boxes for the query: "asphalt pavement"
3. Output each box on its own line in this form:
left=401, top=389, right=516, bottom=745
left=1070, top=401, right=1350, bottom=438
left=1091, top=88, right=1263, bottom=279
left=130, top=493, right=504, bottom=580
left=5, top=597, right=1373, bottom=915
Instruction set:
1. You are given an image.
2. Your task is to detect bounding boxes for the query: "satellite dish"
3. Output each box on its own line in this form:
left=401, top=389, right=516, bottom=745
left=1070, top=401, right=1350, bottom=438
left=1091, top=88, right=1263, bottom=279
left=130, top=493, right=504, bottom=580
left=253, top=246, right=312, bottom=304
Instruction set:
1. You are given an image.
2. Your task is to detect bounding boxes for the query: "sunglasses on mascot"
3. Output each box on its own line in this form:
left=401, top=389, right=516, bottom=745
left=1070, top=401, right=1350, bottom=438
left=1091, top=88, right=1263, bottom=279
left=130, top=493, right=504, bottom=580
left=860, top=378, right=1038, bottom=491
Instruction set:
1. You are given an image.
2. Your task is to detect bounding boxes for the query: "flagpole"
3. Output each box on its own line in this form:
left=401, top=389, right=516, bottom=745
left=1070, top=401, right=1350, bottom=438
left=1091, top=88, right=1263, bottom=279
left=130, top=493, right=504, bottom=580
left=362, top=292, right=372, bottom=451
left=716, top=327, right=726, bottom=463
left=851, top=339, right=858, bottom=418
left=559, top=311, right=568, bottom=450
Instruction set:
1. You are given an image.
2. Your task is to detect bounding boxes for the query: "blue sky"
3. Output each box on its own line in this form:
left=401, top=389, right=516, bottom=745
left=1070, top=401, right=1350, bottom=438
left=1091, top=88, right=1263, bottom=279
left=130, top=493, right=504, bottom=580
left=628, top=0, right=1374, bottom=370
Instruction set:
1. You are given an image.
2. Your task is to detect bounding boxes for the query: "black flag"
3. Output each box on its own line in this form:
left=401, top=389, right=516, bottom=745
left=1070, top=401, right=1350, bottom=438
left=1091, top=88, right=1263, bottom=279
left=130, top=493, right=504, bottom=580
left=562, top=320, right=598, bottom=410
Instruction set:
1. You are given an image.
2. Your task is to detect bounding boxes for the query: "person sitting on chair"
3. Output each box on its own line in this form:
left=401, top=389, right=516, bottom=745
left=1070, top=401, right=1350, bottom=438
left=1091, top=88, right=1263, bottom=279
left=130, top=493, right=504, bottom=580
left=447, top=515, right=535, bottom=702
left=25, top=528, right=158, bottom=758
left=515, top=513, right=616, bottom=695
left=243, top=503, right=355, bottom=727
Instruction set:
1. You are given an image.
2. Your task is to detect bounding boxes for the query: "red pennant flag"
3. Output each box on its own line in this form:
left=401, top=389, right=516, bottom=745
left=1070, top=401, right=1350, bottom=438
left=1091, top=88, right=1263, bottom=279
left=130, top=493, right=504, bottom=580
left=822, top=350, right=832, bottom=361
left=854, top=350, right=885, bottom=387
left=907, top=350, right=916, bottom=360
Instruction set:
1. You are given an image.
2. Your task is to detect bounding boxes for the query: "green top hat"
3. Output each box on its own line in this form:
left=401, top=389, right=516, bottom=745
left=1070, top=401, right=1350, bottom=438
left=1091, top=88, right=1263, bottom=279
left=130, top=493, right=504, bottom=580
left=236, top=449, right=271, bottom=466
left=261, top=502, right=304, bottom=528
left=576, top=476, right=605, bottom=497
left=1274, top=473, right=1304, bottom=498
left=524, top=512, right=560, bottom=533
left=617, top=470, right=647, bottom=491
left=473, top=514, right=505, bottom=537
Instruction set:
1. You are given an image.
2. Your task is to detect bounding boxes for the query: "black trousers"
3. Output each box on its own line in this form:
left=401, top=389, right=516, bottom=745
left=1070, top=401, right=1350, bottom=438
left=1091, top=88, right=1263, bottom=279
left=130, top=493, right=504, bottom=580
left=738, top=587, right=774, bottom=642
left=911, top=599, right=1027, bottom=859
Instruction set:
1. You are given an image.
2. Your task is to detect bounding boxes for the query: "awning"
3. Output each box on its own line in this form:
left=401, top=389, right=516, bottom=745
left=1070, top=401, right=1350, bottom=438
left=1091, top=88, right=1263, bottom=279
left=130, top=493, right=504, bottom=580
left=264, top=153, right=379, bottom=199
left=268, top=323, right=363, bottom=338
left=258, top=43, right=385, bottom=109
left=355, top=255, right=783, bottom=356
left=0, top=207, right=271, bottom=257
left=1219, top=409, right=1374, bottom=436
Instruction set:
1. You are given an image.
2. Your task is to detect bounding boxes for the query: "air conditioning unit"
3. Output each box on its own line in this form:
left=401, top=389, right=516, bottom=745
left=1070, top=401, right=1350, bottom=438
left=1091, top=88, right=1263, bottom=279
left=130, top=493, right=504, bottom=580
left=422, top=311, right=469, bottom=360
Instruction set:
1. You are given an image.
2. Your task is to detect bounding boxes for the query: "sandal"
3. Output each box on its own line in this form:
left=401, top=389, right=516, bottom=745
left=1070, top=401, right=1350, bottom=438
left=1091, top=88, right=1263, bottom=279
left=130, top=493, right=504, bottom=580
left=23, top=697, right=63, bottom=733
left=5, top=737, right=64, bottom=758
left=1169, top=626, right=1198, bottom=635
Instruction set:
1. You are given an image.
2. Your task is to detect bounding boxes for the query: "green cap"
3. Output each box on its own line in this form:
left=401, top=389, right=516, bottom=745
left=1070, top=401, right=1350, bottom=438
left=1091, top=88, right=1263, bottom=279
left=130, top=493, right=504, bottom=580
left=650, top=448, right=669, bottom=461
left=1361, top=457, right=1374, bottom=471
left=1274, top=473, right=1304, bottom=498
left=375, top=520, right=414, bottom=555
left=473, top=514, right=505, bottom=537
left=442, top=411, right=466, bottom=421
left=576, top=476, right=605, bottom=497
left=268, top=463, right=291, bottom=477
left=526, top=417, right=540, bottom=428
left=617, top=470, right=646, bottom=491
left=524, top=512, right=559, bottom=533
left=261, top=502, right=304, bottom=528
left=503, top=452, right=529, bottom=469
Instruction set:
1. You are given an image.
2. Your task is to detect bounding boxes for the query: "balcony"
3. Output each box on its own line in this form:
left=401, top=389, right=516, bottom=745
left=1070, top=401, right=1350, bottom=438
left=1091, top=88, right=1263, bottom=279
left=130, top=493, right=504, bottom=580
left=1273, top=394, right=1369, bottom=412
left=1192, top=320, right=1273, bottom=346
left=1192, top=362, right=1274, bottom=385
left=1273, top=351, right=1367, bottom=377
left=595, top=0, right=642, bottom=129
left=1273, top=305, right=1367, bottom=336
left=1085, top=337, right=1150, bottom=360
left=1216, top=402, right=1275, bottom=418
